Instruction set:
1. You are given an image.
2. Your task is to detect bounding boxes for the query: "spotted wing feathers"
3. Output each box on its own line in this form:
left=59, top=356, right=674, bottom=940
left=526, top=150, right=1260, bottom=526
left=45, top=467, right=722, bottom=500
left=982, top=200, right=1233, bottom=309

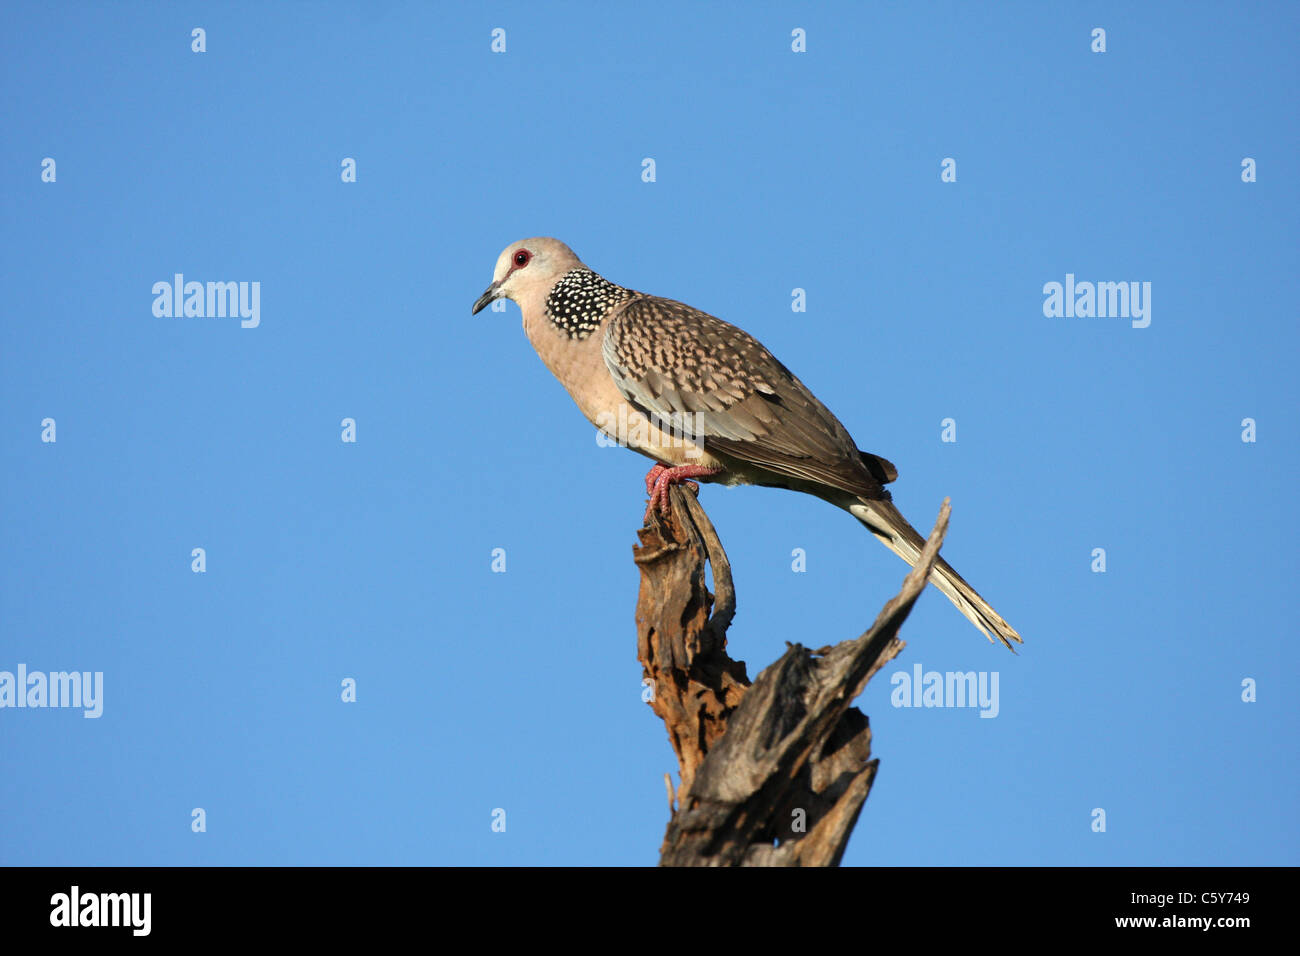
left=602, top=295, right=889, bottom=499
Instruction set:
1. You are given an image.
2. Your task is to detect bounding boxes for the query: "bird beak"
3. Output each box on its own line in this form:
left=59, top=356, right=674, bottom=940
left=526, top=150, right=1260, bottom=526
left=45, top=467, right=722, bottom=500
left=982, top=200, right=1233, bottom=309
left=472, top=280, right=502, bottom=315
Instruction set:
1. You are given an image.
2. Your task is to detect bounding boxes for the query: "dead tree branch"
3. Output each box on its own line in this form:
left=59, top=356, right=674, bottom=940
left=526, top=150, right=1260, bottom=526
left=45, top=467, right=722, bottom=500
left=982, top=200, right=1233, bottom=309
left=633, top=486, right=950, bottom=866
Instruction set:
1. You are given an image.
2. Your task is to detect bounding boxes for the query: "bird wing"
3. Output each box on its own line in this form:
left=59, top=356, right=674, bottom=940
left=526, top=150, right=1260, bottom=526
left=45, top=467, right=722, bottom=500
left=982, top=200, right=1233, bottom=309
left=602, top=295, right=889, bottom=498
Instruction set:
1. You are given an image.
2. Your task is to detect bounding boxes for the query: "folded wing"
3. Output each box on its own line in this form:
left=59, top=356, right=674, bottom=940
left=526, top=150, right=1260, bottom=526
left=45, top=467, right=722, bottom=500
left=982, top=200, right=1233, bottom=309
left=602, top=296, right=890, bottom=499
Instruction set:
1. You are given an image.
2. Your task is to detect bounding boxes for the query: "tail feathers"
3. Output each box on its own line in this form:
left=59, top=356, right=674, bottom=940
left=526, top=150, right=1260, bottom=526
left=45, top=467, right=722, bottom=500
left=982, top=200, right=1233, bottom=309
left=849, top=498, right=1023, bottom=651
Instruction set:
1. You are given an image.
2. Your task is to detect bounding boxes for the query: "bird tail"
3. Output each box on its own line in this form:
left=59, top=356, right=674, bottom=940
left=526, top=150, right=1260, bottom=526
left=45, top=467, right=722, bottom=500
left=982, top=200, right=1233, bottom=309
left=848, top=497, right=1023, bottom=651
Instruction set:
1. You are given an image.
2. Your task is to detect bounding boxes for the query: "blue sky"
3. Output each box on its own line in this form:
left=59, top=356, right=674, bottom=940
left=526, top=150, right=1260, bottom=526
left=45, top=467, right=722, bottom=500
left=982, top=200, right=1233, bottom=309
left=1, top=1, right=1296, bottom=866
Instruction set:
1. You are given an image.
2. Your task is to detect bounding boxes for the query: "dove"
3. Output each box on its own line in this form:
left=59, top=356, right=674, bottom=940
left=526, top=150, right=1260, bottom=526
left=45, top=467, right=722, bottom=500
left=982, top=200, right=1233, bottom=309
left=473, top=237, right=1022, bottom=650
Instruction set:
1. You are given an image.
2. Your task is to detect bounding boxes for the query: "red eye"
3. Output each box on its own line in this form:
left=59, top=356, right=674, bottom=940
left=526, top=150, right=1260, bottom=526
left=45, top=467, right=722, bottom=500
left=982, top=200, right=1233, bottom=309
left=513, top=250, right=531, bottom=267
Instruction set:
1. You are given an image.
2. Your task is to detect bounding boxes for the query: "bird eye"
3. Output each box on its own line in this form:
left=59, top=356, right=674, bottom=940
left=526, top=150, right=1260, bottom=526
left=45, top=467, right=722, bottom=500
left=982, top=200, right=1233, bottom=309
left=513, top=250, right=531, bottom=267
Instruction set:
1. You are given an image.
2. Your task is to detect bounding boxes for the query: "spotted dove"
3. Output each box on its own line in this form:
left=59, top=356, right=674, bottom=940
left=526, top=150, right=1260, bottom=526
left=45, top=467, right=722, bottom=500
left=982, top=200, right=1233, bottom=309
left=473, top=237, right=1023, bottom=650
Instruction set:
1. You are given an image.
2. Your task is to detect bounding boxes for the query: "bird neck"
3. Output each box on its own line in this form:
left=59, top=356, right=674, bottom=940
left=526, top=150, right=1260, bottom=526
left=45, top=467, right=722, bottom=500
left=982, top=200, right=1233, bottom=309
left=541, top=268, right=634, bottom=341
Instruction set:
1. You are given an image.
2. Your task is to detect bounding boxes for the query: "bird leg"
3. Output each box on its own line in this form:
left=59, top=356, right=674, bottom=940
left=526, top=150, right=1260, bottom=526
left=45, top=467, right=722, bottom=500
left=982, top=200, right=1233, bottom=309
left=645, top=464, right=724, bottom=520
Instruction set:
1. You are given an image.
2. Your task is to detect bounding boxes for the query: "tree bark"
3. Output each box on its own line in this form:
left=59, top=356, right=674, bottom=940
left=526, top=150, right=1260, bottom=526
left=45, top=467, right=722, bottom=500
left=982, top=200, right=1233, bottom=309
left=633, top=486, right=951, bottom=867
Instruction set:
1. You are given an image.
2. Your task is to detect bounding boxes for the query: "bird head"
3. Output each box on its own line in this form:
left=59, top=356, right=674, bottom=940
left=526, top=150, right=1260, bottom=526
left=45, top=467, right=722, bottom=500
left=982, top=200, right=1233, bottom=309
left=472, top=237, right=584, bottom=314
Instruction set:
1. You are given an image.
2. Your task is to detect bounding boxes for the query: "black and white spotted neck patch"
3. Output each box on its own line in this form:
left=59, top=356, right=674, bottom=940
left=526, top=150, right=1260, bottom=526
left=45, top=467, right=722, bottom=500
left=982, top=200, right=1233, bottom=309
left=544, top=269, right=634, bottom=340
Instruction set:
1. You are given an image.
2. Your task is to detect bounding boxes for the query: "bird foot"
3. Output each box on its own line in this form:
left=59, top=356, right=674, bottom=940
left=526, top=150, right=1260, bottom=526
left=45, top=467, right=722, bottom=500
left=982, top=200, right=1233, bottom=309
left=644, top=464, right=723, bottom=521
left=644, top=463, right=668, bottom=496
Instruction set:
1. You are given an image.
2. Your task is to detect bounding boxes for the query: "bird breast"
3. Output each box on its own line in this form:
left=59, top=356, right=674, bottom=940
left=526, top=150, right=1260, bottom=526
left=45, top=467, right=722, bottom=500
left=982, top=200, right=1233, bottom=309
left=522, top=306, right=720, bottom=469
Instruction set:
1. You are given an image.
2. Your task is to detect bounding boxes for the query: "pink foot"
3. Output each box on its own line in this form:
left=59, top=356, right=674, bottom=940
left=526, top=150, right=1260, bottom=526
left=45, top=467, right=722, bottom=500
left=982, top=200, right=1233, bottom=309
left=644, top=463, right=668, bottom=496
left=644, top=464, right=723, bottom=520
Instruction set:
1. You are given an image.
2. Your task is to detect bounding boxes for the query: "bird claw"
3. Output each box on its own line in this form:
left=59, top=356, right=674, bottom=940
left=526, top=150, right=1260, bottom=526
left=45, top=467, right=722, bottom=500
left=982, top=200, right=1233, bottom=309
left=642, top=465, right=721, bottom=522
left=644, top=464, right=668, bottom=496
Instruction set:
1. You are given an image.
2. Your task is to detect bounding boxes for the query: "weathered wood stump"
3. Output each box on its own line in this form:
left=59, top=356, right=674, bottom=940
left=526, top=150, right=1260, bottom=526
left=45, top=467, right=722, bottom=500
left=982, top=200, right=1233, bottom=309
left=633, top=486, right=950, bottom=866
